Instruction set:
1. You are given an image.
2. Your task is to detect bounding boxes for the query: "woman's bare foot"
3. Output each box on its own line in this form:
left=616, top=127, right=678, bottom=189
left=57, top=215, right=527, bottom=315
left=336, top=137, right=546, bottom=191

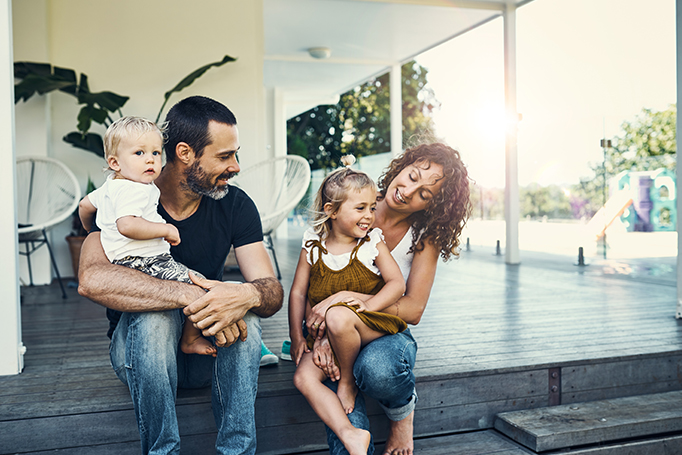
left=337, top=380, right=358, bottom=414
left=339, top=427, right=371, bottom=455
left=382, top=411, right=414, bottom=455
left=181, top=336, right=217, bottom=357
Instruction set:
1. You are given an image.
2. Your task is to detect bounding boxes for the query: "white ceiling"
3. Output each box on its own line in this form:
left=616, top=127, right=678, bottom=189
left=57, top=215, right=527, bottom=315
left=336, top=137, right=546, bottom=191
left=263, top=0, right=533, bottom=118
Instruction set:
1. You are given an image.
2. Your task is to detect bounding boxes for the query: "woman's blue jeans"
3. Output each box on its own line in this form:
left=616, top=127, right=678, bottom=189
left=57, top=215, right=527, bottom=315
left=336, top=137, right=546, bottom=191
left=325, top=328, right=418, bottom=455
left=110, top=309, right=261, bottom=455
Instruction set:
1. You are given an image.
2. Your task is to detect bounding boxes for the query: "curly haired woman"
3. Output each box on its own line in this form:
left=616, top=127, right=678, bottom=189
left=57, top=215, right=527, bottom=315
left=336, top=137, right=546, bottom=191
left=305, top=142, right=472, bottom=455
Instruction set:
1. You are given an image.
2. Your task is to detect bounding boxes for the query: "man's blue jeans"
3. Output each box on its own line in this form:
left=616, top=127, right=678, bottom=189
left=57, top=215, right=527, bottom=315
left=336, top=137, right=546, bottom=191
left=110, top=309, right=261, bottom=455
left=325, top=329, right=418, bottom=455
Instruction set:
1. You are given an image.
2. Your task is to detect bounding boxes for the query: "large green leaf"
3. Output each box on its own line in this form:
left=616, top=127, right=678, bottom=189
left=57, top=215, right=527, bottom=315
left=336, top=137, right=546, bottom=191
left=155, top=54, right=236, bottom=122
left=77, top=105, right=109, bottom=132
left=63, top=131, right=105, bottom=157
left=79, top=91, right=129, bottom=113
left=14, top=62, right=52, bottom=79
left=14, top=62, right=79, bottom=103
left=15, top=74, right=76, bottom=103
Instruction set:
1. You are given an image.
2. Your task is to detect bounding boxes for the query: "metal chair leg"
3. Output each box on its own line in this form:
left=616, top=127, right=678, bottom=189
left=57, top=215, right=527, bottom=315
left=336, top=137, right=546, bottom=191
left=41, top=229, right=67, bottom=299
left=264, top=233, right=282, bottom=280
left=25, top=241, right=35, bottom=286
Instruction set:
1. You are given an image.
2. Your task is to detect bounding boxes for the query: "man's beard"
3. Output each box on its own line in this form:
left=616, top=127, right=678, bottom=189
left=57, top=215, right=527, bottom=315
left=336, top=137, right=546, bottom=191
left=183, top=161, right=235, bottom=200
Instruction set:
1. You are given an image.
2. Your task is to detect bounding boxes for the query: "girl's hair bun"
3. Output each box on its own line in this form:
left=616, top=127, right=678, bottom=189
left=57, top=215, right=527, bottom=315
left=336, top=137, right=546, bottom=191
left=340, top=154, right=356, bottom=168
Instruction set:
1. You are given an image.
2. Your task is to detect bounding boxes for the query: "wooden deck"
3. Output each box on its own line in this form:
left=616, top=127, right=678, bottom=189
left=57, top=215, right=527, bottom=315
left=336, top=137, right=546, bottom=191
left=1, top=232, right=680, bottom=454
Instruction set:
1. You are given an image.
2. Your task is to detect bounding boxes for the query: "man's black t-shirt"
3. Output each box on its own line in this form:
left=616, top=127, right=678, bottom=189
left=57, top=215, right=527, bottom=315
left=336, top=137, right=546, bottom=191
left=159, top=186, right=262, bottom=281
left=105, top=185, right=263, bottom=338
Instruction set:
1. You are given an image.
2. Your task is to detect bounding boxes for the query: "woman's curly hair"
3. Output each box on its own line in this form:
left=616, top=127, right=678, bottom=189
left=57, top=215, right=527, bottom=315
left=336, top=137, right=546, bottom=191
left=378, top=143, right=472, bottom=261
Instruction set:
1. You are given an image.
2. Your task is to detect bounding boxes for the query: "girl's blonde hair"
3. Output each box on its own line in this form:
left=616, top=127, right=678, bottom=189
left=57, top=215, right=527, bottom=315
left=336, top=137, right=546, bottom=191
left=104, top=116, right=164, bottom=168
left=311, top=159, right=377, bottom=239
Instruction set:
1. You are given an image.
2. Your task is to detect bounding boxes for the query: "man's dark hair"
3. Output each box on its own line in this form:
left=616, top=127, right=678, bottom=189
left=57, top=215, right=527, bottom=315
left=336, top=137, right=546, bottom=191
left=164, top=95, right=237, bottom=163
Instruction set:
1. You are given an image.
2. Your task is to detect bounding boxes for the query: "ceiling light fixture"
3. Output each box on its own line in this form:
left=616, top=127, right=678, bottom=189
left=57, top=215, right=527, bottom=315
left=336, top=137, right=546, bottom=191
left=308, top=47, right=331, bottom=59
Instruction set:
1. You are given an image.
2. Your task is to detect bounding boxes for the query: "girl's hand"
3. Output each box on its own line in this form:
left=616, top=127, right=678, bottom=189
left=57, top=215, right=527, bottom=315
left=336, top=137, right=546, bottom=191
left=348, top=299, right=368, bottom=313
left=307, top=291, right=362, bottom=338
left=165, top=224, right=181, bottom=246
left=312, top=335, right=340, bottom=381
left=290, top=337, right=309, bottom=366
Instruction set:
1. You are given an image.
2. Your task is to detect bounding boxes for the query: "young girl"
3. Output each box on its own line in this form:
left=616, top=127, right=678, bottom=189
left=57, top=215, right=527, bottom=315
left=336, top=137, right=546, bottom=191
left=289, top=157, right=407, bottom=455
left=78, top=116, right=215, bottom=357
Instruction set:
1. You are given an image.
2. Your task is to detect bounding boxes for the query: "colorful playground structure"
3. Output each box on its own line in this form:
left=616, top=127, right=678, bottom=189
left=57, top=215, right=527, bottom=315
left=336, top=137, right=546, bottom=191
left=587, top=168, right=676, bottom=238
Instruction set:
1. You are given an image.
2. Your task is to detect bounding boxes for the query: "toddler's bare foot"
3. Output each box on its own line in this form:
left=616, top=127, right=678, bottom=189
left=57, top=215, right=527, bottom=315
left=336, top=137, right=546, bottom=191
left=337, top=380, right=358, bottom=414
left=339, top=427, right=371, bottom=455
left=181, top=336, right=217, bottom=357
left=382, top=410, right=414, bottom=455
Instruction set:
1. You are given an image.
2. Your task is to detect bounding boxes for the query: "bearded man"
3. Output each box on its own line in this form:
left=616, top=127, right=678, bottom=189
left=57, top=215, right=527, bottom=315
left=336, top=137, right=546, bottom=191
left=78, top=96, right=283, bottom=455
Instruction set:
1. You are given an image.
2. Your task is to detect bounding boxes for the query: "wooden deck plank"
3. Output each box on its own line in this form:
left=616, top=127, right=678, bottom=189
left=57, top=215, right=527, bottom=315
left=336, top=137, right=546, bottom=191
left=495, top=391, right=682, bottom=452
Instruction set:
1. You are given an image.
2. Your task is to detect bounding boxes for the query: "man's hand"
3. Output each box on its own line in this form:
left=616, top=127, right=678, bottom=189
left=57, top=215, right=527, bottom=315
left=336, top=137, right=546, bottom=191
left=184, top=273, right=257, bottom=337
left=213, top=319, right=248, bottom=347
left=313, top=335, right=340, bottom=381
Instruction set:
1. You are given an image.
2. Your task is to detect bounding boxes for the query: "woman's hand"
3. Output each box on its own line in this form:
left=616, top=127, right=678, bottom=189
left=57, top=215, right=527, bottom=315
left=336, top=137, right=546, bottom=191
left=312, top=335, right=340, bottom=381
left=307, top=291, right=365, bottom=339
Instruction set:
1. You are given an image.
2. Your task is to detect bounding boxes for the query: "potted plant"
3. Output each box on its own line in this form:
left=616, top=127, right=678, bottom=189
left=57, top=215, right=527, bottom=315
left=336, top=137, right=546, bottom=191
left=14, top=55, right=237, bottom=277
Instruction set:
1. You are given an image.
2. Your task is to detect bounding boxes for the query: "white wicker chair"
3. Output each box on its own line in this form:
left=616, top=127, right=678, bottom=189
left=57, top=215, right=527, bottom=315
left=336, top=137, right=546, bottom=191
left=16, top=156, right=81, bottom=298
left=230, top=155, right=311, bottom=279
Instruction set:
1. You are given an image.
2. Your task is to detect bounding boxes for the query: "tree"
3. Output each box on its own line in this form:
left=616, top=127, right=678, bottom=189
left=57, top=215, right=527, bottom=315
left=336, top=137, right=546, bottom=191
left=520, top=184, right=572, bottom=220
left=573, top=105, right=677, bottom=216
left=287, top=60, right=439, bottom=171
left=605, top=104, right=676, bottom=175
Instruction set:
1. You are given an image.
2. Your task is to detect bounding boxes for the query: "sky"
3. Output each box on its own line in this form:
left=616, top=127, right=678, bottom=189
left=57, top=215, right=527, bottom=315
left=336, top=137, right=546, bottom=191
left=416, top=0, right=676, bottom=189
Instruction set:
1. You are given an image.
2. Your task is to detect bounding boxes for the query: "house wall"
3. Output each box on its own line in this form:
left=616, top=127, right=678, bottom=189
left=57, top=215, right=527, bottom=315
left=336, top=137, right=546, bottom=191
left=12, top=0, right=267, bottom=281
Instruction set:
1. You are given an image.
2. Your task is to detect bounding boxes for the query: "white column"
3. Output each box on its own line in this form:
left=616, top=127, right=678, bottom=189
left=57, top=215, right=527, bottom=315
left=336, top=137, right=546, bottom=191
left=675, top=0, right=682, bottom=319
left=0, top=0, right=23, bottom=376
left=273, top=87, right=289, bottom=239
left=503, top=2, right=520, bottom=265
left=390, top=64, right=402, bottom=157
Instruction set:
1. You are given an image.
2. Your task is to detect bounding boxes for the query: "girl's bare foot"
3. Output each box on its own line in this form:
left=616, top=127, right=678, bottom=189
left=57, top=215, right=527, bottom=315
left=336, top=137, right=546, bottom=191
left=339, top=427, right=371, bottom=455
left=337, top=380, right=358, bottom=414
left=382, top=411, right=414, bottom=455
left=181, top=336, right=217, bottom=357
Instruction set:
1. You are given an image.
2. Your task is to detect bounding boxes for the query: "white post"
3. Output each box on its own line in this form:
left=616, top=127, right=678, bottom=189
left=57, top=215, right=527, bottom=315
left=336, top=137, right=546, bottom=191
left=390, top=63, right=402, bottom=157
left=675, top=0, right=682, bottom=319
left=273, top=87, right=289, bottom=239
left=503, top=2, right=520, bottom=265
left=0, top=0, right=23, bottom=376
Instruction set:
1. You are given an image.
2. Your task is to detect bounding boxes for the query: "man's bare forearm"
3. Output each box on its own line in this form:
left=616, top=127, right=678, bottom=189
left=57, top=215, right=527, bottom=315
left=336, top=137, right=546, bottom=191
left=77, top=233, right=204, bottom=311
left=248, top=277, right=283, bottom=318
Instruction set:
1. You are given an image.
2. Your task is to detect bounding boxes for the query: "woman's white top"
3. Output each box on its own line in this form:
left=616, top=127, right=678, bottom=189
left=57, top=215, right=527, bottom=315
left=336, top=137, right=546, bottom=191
left=302, top=227, right=383, bottom=275
left=390, top=226, right=415, bottom=282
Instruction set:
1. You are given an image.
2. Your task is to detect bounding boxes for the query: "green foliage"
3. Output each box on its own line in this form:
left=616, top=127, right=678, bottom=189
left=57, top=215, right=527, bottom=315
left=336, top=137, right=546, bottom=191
left=287, top=60, right=439, bottom=171
left=70, top=177, right=98, bottom=236
left=14, top=56, right=236, bottom=157
left=156, top=54, right=236, bottom=123
left=520, top=183, right=572, bottom=219
left=576, top=105, right=677, bottom=216
left=602, top=105, right=677, bottom=176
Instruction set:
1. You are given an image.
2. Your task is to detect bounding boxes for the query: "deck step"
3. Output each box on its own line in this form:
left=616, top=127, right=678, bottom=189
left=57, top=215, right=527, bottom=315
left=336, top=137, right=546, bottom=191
left=494, top=390, right=682, bottom=452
